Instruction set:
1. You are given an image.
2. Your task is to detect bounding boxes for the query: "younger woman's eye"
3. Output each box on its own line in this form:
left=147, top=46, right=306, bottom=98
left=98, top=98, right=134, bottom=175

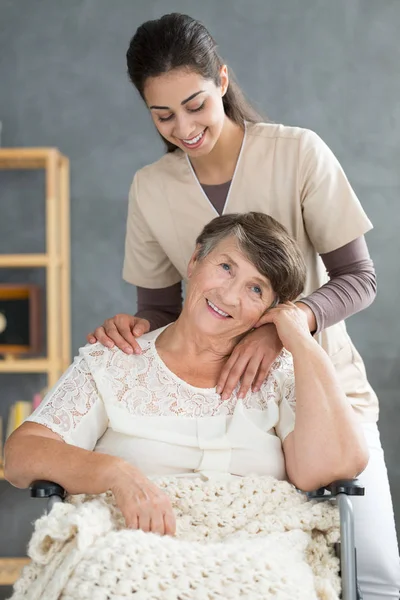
left=158, top=114, right=174, bottom=123
left=188, top=102, right=205, bottom=113
left=251, top=285, right=262, bottom=296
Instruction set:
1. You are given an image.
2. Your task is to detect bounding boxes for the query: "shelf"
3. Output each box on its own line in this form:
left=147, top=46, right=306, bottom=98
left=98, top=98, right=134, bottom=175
left=0, top=253, right=50, bottom=268
left=0, top=147, right=65, bottom=170
left=0, top=147, right=71, bottom=585
left=0, top=558, right=30, bottom=586
left=0, top=358, right=58, bottom=374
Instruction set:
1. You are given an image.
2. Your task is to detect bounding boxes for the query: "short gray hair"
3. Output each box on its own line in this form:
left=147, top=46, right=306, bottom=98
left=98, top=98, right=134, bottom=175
left=195, top=212, right=306, bottom=303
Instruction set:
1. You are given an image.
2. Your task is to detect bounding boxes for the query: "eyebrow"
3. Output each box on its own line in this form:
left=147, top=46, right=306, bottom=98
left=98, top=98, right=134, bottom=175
left=220, top=254, right=271, bottom=289
left=149, top=90, right=205, bottom=110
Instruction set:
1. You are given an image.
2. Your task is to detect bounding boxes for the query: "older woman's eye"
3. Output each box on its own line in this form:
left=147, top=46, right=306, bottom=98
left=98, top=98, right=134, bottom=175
left=251, top=285, right=262, bottom=296
left=220, top=263, right=231, bottom=271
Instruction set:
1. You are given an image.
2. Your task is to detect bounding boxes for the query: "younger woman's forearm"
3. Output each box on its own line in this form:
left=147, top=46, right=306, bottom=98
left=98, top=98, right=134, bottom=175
left=136, top=284, right=182, bottom=331
left=135, top=308, right=179, bottom=331
left=289, top=338, right=368, bottom=485
left=4, top=433, right=125, bottom=494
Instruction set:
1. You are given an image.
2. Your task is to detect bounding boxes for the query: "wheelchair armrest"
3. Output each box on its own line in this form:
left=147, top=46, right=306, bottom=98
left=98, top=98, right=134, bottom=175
left=30, top=480, right=67, bottom=500
left=307, top=478, right=365, bottom=499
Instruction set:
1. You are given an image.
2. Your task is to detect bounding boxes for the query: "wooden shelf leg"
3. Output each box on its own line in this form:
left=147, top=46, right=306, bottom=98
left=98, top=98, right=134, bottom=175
left=46, top=151, right=61, bottom=389
left=59, top=156, right=71, bottom=371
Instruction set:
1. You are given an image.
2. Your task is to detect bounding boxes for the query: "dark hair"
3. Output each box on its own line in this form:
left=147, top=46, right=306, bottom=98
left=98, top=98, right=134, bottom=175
left=195, top=212, right=306, bottom=303
left=126, top=13, right=264, bottom=152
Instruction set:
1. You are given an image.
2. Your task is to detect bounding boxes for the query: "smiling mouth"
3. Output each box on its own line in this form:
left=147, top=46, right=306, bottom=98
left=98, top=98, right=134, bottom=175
left=206, top=299, right=232, bottom=318
left=181, top=129, right=206, bottom=145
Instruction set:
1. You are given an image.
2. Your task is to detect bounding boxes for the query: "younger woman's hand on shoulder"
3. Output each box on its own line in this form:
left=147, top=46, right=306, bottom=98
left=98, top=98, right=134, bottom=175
left=87, top=314, right=150, bottom=355
left=255, top=302, right=313, bottom=355
left=217, top=324, right=283, bottom=400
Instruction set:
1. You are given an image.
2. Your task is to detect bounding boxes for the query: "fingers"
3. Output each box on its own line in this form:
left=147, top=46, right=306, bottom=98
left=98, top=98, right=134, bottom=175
left=237, top=356, right=262, bottom=399
left=163, top=510, right=176, bottom=536
left=219, top=354, right=250, bottom=401
left=91, top=326, right=118, bottom=349
left=136, top=506, right=176, bottom=536
left=254, top=309, right=280, bottom=328
left=216, top=353, right=238, bottom=396
left=126, top=513, right=139, bottom=530
left=111, top=324, right=143, bottom=355
left=137, top=509, right=151, bottom=533
left=149, top=508, right=165, bottom=536
left=87, top=315, right=150, bottom=355
left=122, top=489, right=175, bottom=536
left=132, top=320, right=150, bottom=336
left=252, top=357, right=273, bottom=393
left=255, top=302, right=295, bottom=328
left=101, top=323, right=137, bottom=354
left=112, top=317, right=150, bottom=355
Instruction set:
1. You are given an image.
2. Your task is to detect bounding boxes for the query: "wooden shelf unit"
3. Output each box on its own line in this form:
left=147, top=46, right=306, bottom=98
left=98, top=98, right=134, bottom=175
left=0, top=147, right=71, bottom=585
left=0, top=558, right=30, bottom=586
left=0, top=147, right=71, bottom=387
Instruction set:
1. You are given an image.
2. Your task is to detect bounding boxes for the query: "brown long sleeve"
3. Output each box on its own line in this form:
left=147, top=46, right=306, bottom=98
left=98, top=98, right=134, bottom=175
left=135, top=238, right=376, bottom=335
left=135, top=282, right=183, bottom=331
left=300, top=236, right=377, bottom=334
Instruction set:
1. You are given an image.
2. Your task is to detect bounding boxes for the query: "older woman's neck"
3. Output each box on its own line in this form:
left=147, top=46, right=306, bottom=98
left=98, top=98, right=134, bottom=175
left=156, top=319, right=239, bottom=387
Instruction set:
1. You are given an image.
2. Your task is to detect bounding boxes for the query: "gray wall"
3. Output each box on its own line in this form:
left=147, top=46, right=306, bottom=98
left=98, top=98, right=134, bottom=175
left=0, top=0, right=399, bottom=592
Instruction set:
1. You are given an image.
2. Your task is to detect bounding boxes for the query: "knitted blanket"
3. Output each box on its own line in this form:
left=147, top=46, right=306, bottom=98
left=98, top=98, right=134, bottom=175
left=11, top=476, right=341, bottom=600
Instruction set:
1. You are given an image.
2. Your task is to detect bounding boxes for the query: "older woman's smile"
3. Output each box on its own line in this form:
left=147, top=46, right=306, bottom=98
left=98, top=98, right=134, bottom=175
left=206, top=298, right=232, bottom=318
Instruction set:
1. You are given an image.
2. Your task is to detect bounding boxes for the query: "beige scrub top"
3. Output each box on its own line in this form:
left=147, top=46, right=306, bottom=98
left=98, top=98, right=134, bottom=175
left=123, top=122, right=378, bottom=422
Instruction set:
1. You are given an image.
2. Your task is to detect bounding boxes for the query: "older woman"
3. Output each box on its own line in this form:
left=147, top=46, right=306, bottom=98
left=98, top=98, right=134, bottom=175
left=4, top=212, right=367, bottom=536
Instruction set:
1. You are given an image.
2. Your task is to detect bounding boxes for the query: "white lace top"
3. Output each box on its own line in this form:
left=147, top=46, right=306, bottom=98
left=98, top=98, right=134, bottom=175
left=27, top=327, right=297, bottom=481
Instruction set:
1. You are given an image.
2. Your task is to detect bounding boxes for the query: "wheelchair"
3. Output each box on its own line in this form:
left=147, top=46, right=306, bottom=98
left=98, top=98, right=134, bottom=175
left=29, top=478, right=365, bottom=600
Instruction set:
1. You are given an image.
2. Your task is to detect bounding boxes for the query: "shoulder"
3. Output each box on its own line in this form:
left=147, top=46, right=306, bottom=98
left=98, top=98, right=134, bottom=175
left=137, top=325, right=168, bottom=346
left=246, top=121, right=313, bottom=142
left=79, top=326, right=166, bottom=371
left=259, top=349, right=295, bottom=401
left=246, top=122, right=325, bottom=154
left=129, top=151, right=186, bottom=196
left=270, top=349, right=294, bottom=378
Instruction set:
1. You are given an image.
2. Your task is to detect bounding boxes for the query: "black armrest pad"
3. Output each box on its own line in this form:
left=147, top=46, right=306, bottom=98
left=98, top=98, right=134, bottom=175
left=30, top=480, right=67, bottom=499
left=308, top=478, right=365, bottom=499
left=325, top=479, right=365, bottom=496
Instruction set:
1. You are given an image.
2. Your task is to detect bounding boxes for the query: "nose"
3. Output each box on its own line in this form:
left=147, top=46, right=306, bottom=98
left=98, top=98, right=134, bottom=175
left=218, top=279, right=241, bottom=309
left=173, top=113, right=197, bottom=140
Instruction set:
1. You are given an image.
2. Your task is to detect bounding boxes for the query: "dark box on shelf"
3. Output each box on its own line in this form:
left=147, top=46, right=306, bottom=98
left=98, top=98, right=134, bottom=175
left=0, top=284, right=42, bottom=355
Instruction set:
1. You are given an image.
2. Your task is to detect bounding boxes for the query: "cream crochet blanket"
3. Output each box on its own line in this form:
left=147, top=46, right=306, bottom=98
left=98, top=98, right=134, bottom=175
left=11, top=476, right=341, bottom=600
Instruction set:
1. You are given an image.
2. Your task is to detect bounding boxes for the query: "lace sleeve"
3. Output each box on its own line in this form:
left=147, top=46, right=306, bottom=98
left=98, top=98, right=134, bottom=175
left=264, top=350, right=296, bottom=442
left=26, top=345, right=109, bottom=450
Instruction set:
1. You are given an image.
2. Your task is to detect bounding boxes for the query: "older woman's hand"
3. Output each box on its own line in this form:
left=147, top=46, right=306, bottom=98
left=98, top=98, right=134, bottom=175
left=87, top=314, right=150, bottom=355
left=216, top=324, right=283, bottom=400
left=110, top=461, right=176, bottom=536
left=255, top=302, right=311, bottom=355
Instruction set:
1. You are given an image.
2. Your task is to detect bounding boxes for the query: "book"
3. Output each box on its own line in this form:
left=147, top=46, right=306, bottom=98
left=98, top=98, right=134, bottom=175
left=32, top=393, right=42, bottom=411
left=6, top=404, right=16, bottom=440
left=14, top=401, right=33, bottom=429
left=5, top=400, right=33, bottom=439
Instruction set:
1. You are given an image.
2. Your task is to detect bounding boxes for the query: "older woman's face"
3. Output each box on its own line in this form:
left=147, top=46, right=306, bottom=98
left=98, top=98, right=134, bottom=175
left=186, top=237, right=276, bottom=338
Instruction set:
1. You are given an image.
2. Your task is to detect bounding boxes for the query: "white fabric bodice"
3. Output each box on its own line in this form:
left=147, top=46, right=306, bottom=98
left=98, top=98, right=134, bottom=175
left=27, top=328, right=296, bottom=481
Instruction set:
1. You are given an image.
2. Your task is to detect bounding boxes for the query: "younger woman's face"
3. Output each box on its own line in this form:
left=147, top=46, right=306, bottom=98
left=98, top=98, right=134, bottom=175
left=143, top=67, right=228, bottom=156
